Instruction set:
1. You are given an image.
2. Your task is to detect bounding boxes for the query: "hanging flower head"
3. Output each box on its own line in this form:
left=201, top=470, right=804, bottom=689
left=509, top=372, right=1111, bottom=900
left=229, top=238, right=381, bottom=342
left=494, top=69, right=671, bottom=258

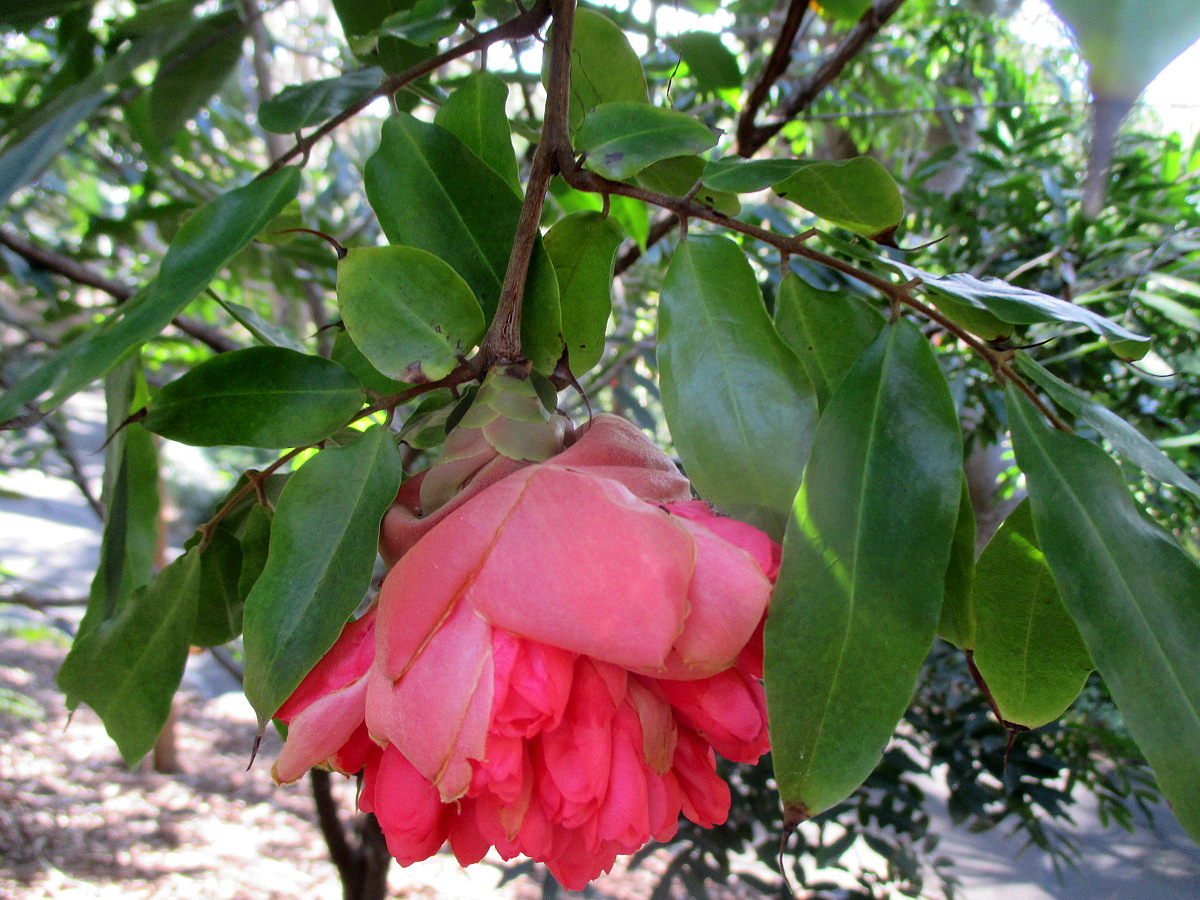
left=273, top=370, right=778, bottom=890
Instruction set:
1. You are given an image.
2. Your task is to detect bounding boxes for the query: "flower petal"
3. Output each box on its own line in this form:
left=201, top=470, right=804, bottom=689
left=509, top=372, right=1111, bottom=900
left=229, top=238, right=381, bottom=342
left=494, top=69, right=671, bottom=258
left=555, top=414, right=692, bottom=502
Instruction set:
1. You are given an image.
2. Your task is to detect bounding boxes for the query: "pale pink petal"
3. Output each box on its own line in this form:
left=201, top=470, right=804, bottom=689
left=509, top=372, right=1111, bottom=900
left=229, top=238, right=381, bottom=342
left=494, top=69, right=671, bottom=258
left=652, top=517, right=772, bottom=679
left=554, top=414, right=692, bottom=503
left=465, top=467, right=695, bottom=670
left=626, top=679, right=677, bottom=774
left=366, top=600, right=494, bottom=801
left=271, top=676, right=370, bottom=784
left=666, top=499, right=781, bottom=580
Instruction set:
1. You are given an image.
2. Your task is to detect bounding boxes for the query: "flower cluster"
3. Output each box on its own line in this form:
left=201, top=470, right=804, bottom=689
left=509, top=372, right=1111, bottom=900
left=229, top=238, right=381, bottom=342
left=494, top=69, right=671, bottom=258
left=272, top=374, right=778, bottom=889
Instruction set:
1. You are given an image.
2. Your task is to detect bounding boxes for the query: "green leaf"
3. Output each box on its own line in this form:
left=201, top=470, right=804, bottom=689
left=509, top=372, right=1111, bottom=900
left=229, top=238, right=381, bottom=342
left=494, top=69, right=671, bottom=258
left=190, top=526, right=245, bottom=648
left=657, top=236, right=818, bottom=538
left=543, top=211, right=624, bottom=375
left=148, top=10, right=247, bottom=149
left=674, top=31, right=742, bottom=91
left=815, top=0, right=874, bottom=22
left=142, top=347, right=366, bottom=448
left=765, top=320, right=962, bottom=822
left=938, top=476, right=978, bottom=651
left=635, top=156, right=740, bottom=215
left=559, top=7, right=648, bottom=131
left=337, top=245, right=485, bottom=383
left=1008, top=388, right=1200, bottom=841
left=4, top=168, right=302, bottom=417
left=0, top=0, right=87, bottom=29
left=78, top=358, right=161, bottom=641
left=700, top=157, right=807, bottom=194
left=58, top=549, right=202, bottom=766
left=374, top=0, right=470, bottom=45
left=773, top=274, right=884, bottom=409
left=258, top=67, right=384, bottom=134
left=331, top=0, right=410, bottom=36
left=773, top=157, right=905, bottom=240
left=576, top=103, right=718, bottom=181
left=331, top=330, right=409, bottom=395
left=212, top=297, right=304, bottom=352
left=1016, top=354, right=1200, bottom=500
left=434, top=70, right=521, bottom=194
left=890, top=262, right=1150, bottom=360
left=242, top=425, right=403, bottom=723
left=365, top=114, right=562, bottom=373
left=237, top=502, right=275, bottom=598
left=971, top=499, right=1092, bottom=729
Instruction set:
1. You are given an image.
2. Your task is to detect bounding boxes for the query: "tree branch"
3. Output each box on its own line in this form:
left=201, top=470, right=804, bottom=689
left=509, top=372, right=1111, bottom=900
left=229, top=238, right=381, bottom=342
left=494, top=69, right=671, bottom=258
left=735, top=0, right=810, bottom=155
left=259, top=0, right=552, bottom=179
left=477, top=0, right=575, bottom=366
left=0, top=226, right=240, bottom=354
left=738, top=0, right=910, bottom=153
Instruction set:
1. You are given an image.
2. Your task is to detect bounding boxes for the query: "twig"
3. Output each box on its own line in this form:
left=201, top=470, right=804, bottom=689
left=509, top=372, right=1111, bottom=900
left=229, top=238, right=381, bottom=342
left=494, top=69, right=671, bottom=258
left=0, top=226, right=240, bottom=354
left=259, top=0, right=552, bottom=179
left=736, top=0, right=910, bottom=153
left=310, top=768, right=357, bottom=883
left=735, top=0, right=810, bottom=154
left=476, top=0, right=574, bottom=365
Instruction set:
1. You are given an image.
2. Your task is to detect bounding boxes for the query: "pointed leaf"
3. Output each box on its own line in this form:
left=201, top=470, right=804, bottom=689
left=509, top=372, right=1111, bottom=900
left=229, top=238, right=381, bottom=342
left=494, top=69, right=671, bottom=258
left=576, top=103, right=717, bottom=181
left=190, top=526, right=245, bottom=648
left=557, top=7, right=648, bottom=131
left=364, top=113, right=562, bottom=372
left=148, top=10, right=247, bottom=149
left=674, top=31, right=742, bottom=91
left=701, top=157, right=807, bottom=194
left=543, top=211, right=624, bottom=375
left=938, top=476, right=978, bottom=651
left=258, top=67, right=384, bottom=134
left=773, top=273, right=884, bottom=409
left=142, top=347, right=365, bottom=448
left=1016, top=353, right=1200, bottom=500
left=971, top=499, right=1092, bottom=729
left=890, top=262, right=1150, bottom=360
left=78, top=359, right=161, bottom=641
left=1008, top=388, right=1200, bottom=841
left=434, top=70, right=520, bottom=193
left=58, top=549, right=202, bottom=765
left=3, top=168, right=302, bottom=417
left=243, top=425, right=403, bottom=722
left=657, top=236, right=817, bottom=538
left=338, top=245, right=486, bottom=383
left=765, top=320, right=962, bottom=821
left=331, top=329, right=409, bottom=395
left=773, top=157, right=904, bottom=240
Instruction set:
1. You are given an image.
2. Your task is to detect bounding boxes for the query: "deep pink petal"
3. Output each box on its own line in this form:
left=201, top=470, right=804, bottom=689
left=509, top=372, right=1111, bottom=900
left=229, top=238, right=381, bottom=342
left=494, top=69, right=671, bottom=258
left=626, top=678, right=677, bottom=774
left=672, top=728, right=730, bottom=828
left=274, top=605, right=376, bottom=723
left=658, top=667, right=769, bottom=764
left=465, top=467, right=695, bottom=670
left=361, top=746, right=449, bottom=866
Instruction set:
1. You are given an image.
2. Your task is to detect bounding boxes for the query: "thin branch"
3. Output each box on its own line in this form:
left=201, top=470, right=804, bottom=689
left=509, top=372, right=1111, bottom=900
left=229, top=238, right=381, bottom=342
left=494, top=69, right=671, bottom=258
left=240, top=0, right=291, bottom=161
left=737, top=0, right=910, bottom=153
left=735, top=0, right=809, bottom=155
left=0, top=226, right=240, bottom=354
left=40, top=409, right=105, bottom=520
left=259, top=0, right=552, bottom=179
left=477, top=0, right=574, bottom=365
left=310, top=768, right=358, bottom=884
left=560, top=161, right=1070, bottom=431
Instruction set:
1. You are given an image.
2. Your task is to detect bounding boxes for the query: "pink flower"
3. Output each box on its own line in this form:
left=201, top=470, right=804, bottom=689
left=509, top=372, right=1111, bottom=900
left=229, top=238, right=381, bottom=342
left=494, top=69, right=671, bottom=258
left=273, top=403, right=778, bottom=890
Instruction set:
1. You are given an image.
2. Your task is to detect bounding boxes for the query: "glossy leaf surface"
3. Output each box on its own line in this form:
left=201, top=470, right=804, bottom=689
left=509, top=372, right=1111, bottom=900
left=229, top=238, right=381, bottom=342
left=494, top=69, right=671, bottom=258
left=560, top=7, right=648, bottom=130
left=892, top=262, right=1150, bottom=359
left=658, top=236, right=817, bottom=538
left=243, top=425, right=403, bottom=723
left=575, top=103, right=717, bottom=181
left=1008, top=389, right=1200, bottom=841
left=364, top=114, right=562, bottom=372
left=766, top=320, right=962, bottom=821
left=674, top=32, right=742, bottom=91
left=938, top=476, right=978, bottom=651
left=58, top=549, right=202, bottom=765
left=773, top=157, right=905, bottom=239
left=434, top=70, right=521, bottom=193
left=700, top=157, right=807, bottom=194
left=259, top=67, right=384, bottom=134
left=142, top=347, right=365, bottom=448
left=773, top=274, right=884, bottom=409
left=543, top=211, right=624, bottom=375
left=338, top=245, right=486, bottom=383
left=1017, top=353, right=1200, bottom=500
left=971, top=499, right=1092, bottom=729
